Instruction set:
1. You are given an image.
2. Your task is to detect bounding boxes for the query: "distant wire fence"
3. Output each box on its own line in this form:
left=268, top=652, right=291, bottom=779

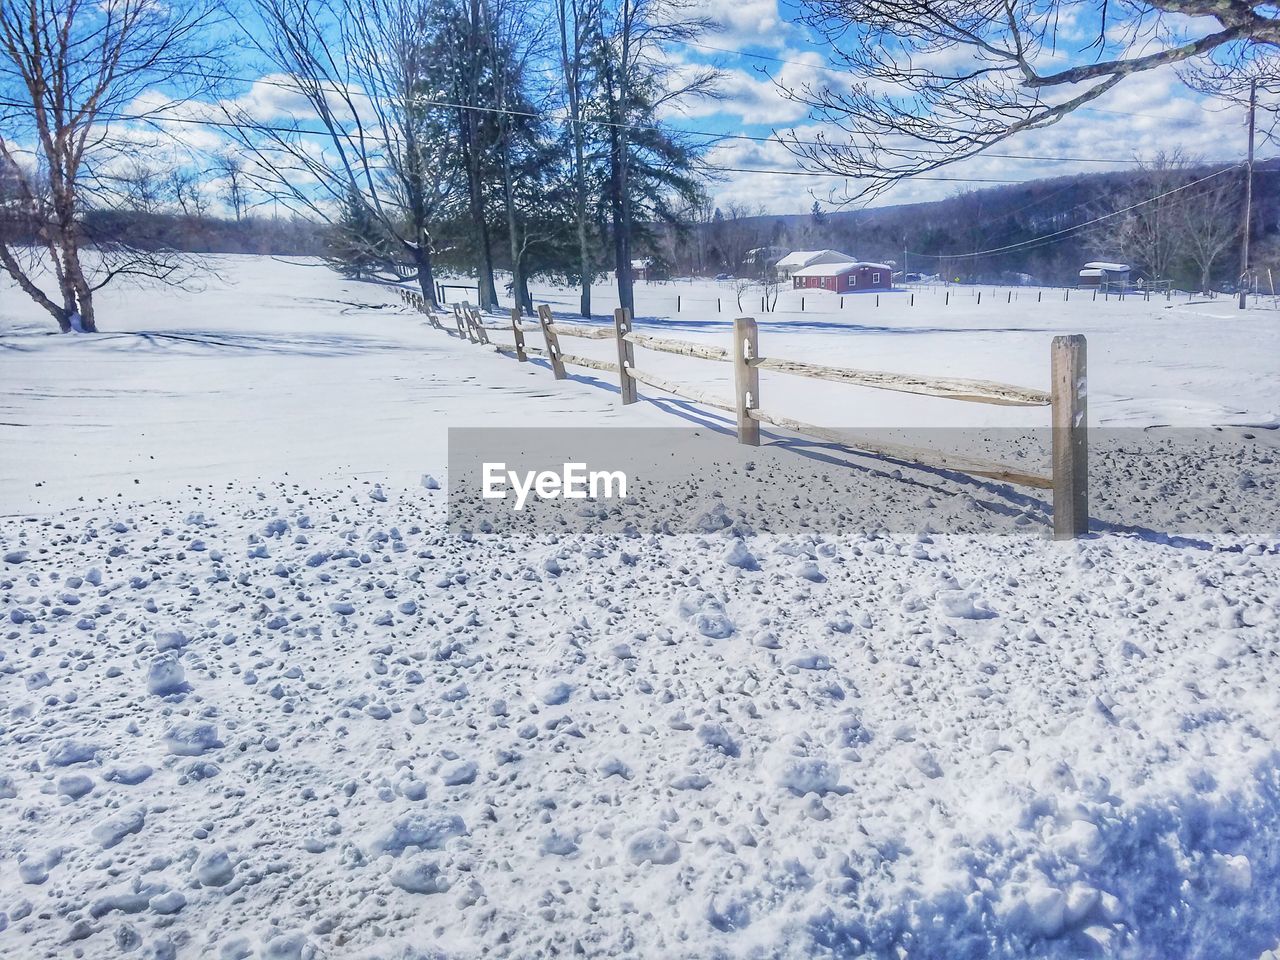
left=431, top=278, right=1239, bottom=317
left=436, top=283, right=480, bottom=304
left=397, top=288, right=1090, bottom=539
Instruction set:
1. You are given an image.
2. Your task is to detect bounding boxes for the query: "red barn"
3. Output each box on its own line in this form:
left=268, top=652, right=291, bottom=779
left=791, top=261, right=893, bottom=293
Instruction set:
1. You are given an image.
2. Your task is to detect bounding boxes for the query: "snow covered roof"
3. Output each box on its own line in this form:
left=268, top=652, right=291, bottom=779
left=1078, top=268, right=1106, bottom=278
left=776, top=249, right=852, bottom=269
left=790, top=260, right=892, bottom=277
left=630, top=258, right=652, bottom=269
left=1083, top=261, right=1129, bottom=272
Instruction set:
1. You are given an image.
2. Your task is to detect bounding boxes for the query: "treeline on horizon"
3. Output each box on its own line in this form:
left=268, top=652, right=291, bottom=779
left=654, top=159, right=1275, bottom=291
left=19, top=160, right=1268, bottom=293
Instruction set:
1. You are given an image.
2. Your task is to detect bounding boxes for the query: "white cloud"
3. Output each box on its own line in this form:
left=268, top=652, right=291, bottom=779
left=700, top=0, right=789, bottom=48
left=671, top=53, right=834, bottom=125
left=703, top=61, right=1262, bottom=213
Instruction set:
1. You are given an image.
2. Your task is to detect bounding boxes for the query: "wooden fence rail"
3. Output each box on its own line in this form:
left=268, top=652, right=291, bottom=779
left=399, top=293, right=1089, bottom=538
left=748, top=358, right=1051, bottom=406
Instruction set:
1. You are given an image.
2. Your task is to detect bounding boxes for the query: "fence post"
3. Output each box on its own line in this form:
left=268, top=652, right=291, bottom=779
left=467, top=305, right=489, bottom=344
left=1051, top=335, right=1088, bottom=540
left=537, top=304, right=566, bottom=380
left=510, top=307, right=527, bottom=362
left=452, top=304, right=467, bottom=339
left=614, top=307, right=637, bottom=405
left=733, top=317, right=760, bottom=447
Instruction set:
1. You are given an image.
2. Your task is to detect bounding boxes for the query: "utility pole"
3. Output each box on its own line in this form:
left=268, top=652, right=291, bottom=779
left=1239, top=78, right=1257, bottom=311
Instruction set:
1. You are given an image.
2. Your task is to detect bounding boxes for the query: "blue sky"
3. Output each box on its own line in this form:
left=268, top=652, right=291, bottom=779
left=110, top=0, right=1271, bottom=217
left=651, top=0, right=1271, bottom=212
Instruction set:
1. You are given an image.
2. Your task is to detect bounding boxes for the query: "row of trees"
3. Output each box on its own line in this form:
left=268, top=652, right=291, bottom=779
left=1097, top=156, right=1243, bottom=292
left=5, top=0, right=1274, bottom=331
left=225, top=0, right=719, bottom=316
left=1, top=0, right=718, bottom=331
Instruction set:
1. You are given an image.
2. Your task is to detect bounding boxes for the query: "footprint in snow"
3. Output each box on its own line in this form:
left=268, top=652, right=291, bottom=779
left=936, top=591, right=998, bottom=620
left=162, top=721, right=222, bottom=756
left=389, top=856, right=449, bottom=893
left=625, top=828, right=679, bottom=865
left=676, top=594, right=734, bottom=639
left=146, top=654, right=188, bottom=695
left=439, top=759, right=477, bottom=786
left=723, top=539, right=760, bottom=571
left=537, top=679, right=573, bottom=705
left=541, top=831, right=579, bottom=857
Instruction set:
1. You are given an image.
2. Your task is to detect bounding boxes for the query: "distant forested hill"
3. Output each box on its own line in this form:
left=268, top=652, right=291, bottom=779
left=656, top=160, right=1278, bottom=289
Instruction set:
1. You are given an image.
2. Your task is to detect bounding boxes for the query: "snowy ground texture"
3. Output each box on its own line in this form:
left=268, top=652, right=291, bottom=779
left=2, top=258, right=1280, bottom=959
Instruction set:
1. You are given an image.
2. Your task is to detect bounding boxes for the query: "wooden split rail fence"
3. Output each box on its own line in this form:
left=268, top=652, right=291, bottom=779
left=399, top=290, right=1089, bottom=539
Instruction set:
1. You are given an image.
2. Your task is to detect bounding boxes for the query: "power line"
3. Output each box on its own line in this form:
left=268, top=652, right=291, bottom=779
left=208, top=66, right=1247, bottom=164
left=906, top=164, right=1242, bottom=260
left=1, top=64, right=1257, bottom=169
left=714, top=165, right=1029, bottom=184
left=0, top=95, right=1036, bottom=184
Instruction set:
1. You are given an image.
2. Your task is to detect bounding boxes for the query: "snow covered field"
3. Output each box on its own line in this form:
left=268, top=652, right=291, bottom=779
left=2, top=257, right=1279, bottom=959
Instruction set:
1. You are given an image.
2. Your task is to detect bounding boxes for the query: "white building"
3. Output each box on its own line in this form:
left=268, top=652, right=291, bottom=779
left=1078, top=261, right=1131, bottom=289
left=774, top=249, right=855, bottom=280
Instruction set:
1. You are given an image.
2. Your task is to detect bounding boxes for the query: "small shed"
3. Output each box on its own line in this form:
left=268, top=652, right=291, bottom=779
left=1078, top=261, right=1130, bottom=289
left=630, top=258, right=653, bottom=282
left=791, top=261, right=893, bottom=293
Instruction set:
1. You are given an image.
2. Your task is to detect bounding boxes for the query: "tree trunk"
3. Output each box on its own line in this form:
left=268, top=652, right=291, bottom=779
left=498, top=136, right=527, bottom=316
left=0, top=244, right=73, bottom=331
left=518, top=272, right=533, bottom=314
left=573, top=130, right=592, bottom=318
left=461, top=123, right=499, bottom=310
left=462, top=0, right=498, bottom=311
left=414, top=242, right=438, bottom=309
left=607, top=115, right=633, bottom=315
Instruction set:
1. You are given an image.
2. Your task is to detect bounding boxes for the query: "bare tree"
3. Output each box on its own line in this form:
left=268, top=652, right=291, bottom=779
left=710, top=203, right=767, bottom=277
left=597, top=0, right=720, bottom=314
left=438, top=0, right=501, bottom=309
left=167, top=168, right=209, bottom=219
left=1094, top=154, right=1190, bottom=284
left=555, top=0, right=603, bottom=316
left=227, top=0, right=457, bottom=306
left=214, top=152, right=248, bottom=223
left=781, top=0, right=1280, bottom=196
left=484, top=0, right=545, bottom=315
left=0, top=0, right=220, bottom=332
left=1175, top=167, right=1242, bottom=291
left=119, top=159, right=165, bottom=214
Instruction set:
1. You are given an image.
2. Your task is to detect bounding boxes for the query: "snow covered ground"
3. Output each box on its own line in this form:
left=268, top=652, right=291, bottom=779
left=2, top=257, right=1279, bottom=959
